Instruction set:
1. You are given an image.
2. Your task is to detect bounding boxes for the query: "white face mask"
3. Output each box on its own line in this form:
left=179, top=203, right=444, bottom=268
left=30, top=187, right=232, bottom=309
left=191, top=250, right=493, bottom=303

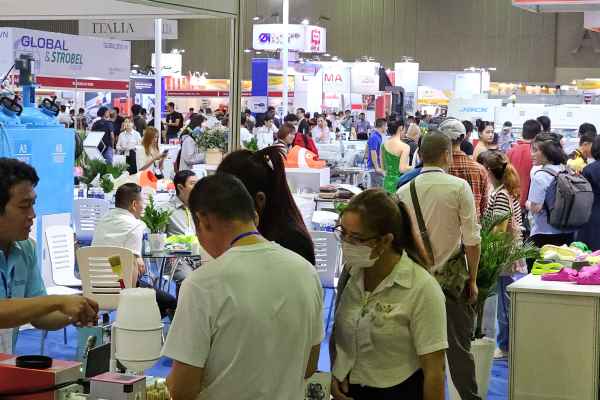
left=342, top=241, right=377, bottom=269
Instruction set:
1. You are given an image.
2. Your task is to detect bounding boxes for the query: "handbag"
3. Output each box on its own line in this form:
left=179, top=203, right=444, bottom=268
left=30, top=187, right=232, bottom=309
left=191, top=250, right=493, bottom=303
left=410, top=177, right=469, bottom=300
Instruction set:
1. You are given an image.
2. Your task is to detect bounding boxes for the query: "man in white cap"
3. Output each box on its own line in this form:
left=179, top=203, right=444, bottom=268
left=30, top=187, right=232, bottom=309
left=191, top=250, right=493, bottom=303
left=439, top=118, right=489, bottom=219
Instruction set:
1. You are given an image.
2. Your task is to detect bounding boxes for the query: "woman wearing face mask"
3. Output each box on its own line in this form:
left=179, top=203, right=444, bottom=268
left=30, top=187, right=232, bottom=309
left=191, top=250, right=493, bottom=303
left=217, top=146, right=315, bottom=264
left=116, top=118, right=142, bottom=174
left=274, top=123, right=296, bottom=153
left=473, top=119, right=497, bottom=161
left=331, top=189, right=447, bottom=400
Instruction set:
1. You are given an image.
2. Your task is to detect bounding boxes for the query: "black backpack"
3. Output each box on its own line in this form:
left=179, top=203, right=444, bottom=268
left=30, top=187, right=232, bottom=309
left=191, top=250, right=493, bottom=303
left=539, top=168, right=593, bottom=229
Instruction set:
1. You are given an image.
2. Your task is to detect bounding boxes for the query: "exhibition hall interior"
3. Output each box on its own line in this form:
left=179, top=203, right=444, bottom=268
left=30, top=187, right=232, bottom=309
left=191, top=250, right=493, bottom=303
left=2, top=1, right=600, bottom=399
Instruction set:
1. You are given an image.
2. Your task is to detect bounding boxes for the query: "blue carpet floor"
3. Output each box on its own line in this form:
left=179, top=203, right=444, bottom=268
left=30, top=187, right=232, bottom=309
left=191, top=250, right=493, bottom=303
left=14, top=289, right=509, bottom=399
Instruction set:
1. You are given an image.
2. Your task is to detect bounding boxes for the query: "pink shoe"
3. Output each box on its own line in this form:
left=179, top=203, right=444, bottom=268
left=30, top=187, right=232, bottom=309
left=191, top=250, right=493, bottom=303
left=542, top=268, right=578, bottom=282
left=580, top=265, right=600, bottom=274
left=576, top=267, right=600, bottom=285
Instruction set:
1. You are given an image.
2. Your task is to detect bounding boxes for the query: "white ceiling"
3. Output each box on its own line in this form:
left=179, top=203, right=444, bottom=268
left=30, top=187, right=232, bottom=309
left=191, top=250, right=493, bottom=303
left=0, top=0, right=218, bottom=20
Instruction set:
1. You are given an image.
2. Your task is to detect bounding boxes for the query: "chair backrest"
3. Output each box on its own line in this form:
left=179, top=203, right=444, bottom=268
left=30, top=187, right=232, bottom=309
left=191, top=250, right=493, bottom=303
left=44, top=225, right=80, bottom=287
left=73, top=198, right=110, bottom=242
left=76, top=246, right=135, bottom=311
left=310, top=230, right=341, bottom=288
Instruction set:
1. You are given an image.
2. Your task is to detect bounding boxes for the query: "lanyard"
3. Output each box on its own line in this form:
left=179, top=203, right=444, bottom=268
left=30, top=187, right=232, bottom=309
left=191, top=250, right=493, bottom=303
left=184, top=207, right=193, bottom=232
left=1, top=268, right=14, bottom=299
left=230, top=231, right=260, bottom=247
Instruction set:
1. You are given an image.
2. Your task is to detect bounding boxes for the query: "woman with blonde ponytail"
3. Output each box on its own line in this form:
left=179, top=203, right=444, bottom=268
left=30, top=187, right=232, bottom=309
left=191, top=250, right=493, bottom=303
left=478, top=150, right=526, bottom=360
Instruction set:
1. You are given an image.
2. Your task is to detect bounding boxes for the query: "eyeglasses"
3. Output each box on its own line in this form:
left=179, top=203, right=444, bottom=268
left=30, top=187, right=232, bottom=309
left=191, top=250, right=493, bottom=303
left=334, top=225, right=379, bottom=244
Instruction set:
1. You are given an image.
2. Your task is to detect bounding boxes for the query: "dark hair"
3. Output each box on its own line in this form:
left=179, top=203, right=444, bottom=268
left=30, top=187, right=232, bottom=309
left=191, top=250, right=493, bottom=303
left=0, top=158, right=39, bottom=214
left=115, top=183, right=142, bottom=210
left=241, top=114, right=247, bottom=125
left=131, top=104, right=141, bottom=116
left=244, top=108, right=251, bottom=114
left=69, top=109, right=75, bottom=115
left=217, top=146, right=310, bottom=240
left=114, top=107, right=120, bottom=114
left=284, top=113, right=298, bottom=123
left=264, top=114, right=273, bottom=122
left=537, top=116, right=551, bottom=132
left=503, top=121, right=512, bottom=128
left=167, top=102, right=175, bottom=109
left=420, top=130, right=451, bottom=164
left=592, top=136, right=600, bottom=160
left=205, top=107, right=212, bottom=114
left=478, top=151, right=521, bottom=199
left=534, top=133, right=567, bottom=165
left=462, top=120, right=474, bottom=134
left=375, top=118, right=387, bottom=129
left=141, top=108, right=147, bottom=116
left=189, top=114, right=206, bottom=130
left=296, top=107, right=305, bottom=114
left=579, top=123, right=597, bottom=138
left=277, top=123, right=296, bottom=140
left=189, top=173, right=255, bottom=222
left=78, top=108, right=85, bottom=114
left=189, top=107, right=194, bottom=112
left=60, top=105, right=66, bottom=112
left=580, top=130, right=596, bottom=146
left=522, top=119, right=542, bottom=140
left=341, top=189, right=409, bottom=254
left=173, top=170, right=196, bottom=196
left=475, top=119, right=494, bottom=133
left=389, top=119, right=405, bottom=135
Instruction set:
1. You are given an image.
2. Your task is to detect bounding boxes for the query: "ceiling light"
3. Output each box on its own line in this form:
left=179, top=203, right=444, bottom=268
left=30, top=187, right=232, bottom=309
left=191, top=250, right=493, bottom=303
left=253, top=16, right=260, bottom=21
left=244, top=49, right=252, bottom=53
left=132, top=64, right=140, bottom=68
left=301, top=19, right=310, bottom=25
left=488, top=67, right=496, bottom=71
left=324, top=53, right=330, bottom=57
left=255, top=51, right=263, bottom=55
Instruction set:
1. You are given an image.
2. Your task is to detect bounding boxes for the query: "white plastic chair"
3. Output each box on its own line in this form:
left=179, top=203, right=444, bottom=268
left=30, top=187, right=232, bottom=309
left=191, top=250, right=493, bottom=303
left=73, top=198, right=110, bottom=244
left=41, top=225, right=81, bottom=354
left=76, top=246, right=136, bottom=312
left=310, top=231, right=342, bottom=333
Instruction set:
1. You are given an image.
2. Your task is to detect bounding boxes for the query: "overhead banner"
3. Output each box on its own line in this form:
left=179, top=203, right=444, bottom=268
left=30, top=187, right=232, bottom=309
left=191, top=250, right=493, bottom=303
left=350, top=62, right=380, bottom=95
left=0, top=27, right=130, bottom=89
left=252, top=24, right=326, bottom=53
left=79, top=19, right=178, bottom=40
left=513, top=0, right=600, bottom=12
left=321, top=64, right=351, bottom=94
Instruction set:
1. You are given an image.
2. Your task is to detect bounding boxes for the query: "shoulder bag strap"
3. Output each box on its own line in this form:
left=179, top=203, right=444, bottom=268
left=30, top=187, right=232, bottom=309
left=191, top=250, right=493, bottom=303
left=410, top=178, right=435, bottom=265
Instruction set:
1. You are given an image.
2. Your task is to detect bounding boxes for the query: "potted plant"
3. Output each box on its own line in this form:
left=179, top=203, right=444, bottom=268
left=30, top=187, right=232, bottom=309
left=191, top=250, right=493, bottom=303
left=141, top=195, right=172, bottom=252
left=243, top=136, right=258, bottom=152
left=195, top=126, right=228, bottom=164
left=447, top=212, right=538, bottom=399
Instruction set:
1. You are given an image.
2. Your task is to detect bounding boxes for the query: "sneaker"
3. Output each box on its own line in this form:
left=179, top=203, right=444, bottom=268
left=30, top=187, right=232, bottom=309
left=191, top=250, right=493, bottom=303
left=532, top=260, right=563, bottom=275
left=576, top=266, right=600, bottom=285
left=493, top=348, right=508, bottom=360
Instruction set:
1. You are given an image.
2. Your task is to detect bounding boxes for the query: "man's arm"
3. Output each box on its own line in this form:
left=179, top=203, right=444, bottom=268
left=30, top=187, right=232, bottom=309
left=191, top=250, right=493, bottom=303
left=0, top=295, right=98, bottom=330
left=464, top=243, right=481, bottom=303
left=305, top=344, right=320, bottom=379
left=167, top=361, right=204, bottom=400
left=370, top=149, right=383, bottom=173
left=458, top=182, right=482, bottom=304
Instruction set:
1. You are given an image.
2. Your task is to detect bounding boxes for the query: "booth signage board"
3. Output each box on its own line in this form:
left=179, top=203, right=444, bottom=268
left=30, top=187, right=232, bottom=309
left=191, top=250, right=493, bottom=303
left=447, top=98, right=503, bottom=122
left=152, top=53, right=182, bottom=77
left=0, top=28, right=130, bottom=88
left=350, top=63, right=380, bottom=95
left=252, top=24, right=326, bottom=53
left=585, top=11, right=600, bottom=31
left=322, top=65, right=350, bottom=94
left=79, top=19, right=178, bottom=40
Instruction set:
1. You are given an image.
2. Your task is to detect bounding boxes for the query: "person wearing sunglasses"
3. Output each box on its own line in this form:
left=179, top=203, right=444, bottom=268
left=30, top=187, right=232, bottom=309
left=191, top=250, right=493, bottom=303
left=330, top=189, right=447, bottom=400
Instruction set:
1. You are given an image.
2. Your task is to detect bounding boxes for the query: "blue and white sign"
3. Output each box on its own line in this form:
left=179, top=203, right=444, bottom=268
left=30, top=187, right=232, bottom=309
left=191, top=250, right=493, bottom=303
left=252, top=24, right=326, bottom=53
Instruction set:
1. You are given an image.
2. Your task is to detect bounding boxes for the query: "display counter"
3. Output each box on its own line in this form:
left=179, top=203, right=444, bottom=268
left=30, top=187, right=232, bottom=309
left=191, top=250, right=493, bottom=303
left=508, top=274, right=600, bottom=400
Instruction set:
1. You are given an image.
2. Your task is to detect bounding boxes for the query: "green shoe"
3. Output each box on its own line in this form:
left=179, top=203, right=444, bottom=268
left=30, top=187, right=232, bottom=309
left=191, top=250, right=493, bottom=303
left=532, top=260, right=563, bottom=275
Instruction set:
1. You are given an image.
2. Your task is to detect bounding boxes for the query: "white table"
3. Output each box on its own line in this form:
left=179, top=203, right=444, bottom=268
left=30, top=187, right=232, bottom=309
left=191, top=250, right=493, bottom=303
left=508, top=274, right=600, bottom=400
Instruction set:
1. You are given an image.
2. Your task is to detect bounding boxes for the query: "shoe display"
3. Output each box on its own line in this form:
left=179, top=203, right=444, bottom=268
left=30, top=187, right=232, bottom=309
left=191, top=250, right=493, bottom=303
left=493, top=348, right=509, bottom=360
left=541, top=268, right=578, bottom=282
left=540, top=245, right=578, bottom=262
left=532, top=260, right=564, bottom=275
left=575, top=266, right=600, bottom=285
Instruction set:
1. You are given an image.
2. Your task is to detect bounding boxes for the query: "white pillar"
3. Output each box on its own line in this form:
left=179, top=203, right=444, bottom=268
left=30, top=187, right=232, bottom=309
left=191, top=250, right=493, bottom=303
left=154, top=18, right=163, bottom=142
left=282, top=0, right=289, bottom=116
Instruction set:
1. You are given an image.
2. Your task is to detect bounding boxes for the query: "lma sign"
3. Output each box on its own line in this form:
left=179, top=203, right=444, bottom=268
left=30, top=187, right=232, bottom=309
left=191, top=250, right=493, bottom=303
left=322, top=66, right=350, bottom=93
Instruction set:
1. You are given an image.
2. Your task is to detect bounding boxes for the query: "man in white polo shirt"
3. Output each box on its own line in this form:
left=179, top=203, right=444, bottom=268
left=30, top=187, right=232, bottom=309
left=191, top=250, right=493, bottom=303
left=163, top=173, right=323, bottom=400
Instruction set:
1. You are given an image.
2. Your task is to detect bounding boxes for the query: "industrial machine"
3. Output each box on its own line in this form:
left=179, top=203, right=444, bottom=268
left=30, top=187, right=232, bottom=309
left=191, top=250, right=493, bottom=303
left=0, top=54, right=74, bottom=273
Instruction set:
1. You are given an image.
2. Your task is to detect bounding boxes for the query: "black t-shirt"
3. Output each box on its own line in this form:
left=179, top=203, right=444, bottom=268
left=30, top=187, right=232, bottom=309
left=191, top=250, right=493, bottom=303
left=166, top=112, right=183, bottom=137
left=134, top=115, right=148, bottom=136
left=113, top=115, right=125, bottom=136
left=91, top=119, right=114, bottom=148
left=461, top=140, right=474, bottom=156
left=267, top=224, right=316, bottom=266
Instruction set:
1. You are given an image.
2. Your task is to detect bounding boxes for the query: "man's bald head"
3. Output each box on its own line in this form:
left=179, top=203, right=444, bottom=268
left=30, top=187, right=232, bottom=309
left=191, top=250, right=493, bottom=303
left=420, top=131, right=452, bottom=167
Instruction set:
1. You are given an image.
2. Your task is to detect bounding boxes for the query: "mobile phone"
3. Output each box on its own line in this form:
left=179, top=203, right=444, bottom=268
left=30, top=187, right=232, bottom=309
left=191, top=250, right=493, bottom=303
left=162, top=149, right=169, bottom=156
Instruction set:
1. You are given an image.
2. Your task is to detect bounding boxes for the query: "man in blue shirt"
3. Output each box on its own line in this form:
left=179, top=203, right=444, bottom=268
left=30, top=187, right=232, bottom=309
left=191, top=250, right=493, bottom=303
left=367, top=118, right=386, bottom=188
left=0, top=158, right=98, bottom=352
left=354, top=113, right=372, bottom=140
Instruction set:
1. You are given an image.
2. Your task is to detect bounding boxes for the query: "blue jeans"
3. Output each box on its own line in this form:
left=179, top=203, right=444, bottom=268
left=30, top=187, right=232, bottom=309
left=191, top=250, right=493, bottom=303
left=102, top=146, right=113, bottom=165
left=497, top=273, right=526, bottom=351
